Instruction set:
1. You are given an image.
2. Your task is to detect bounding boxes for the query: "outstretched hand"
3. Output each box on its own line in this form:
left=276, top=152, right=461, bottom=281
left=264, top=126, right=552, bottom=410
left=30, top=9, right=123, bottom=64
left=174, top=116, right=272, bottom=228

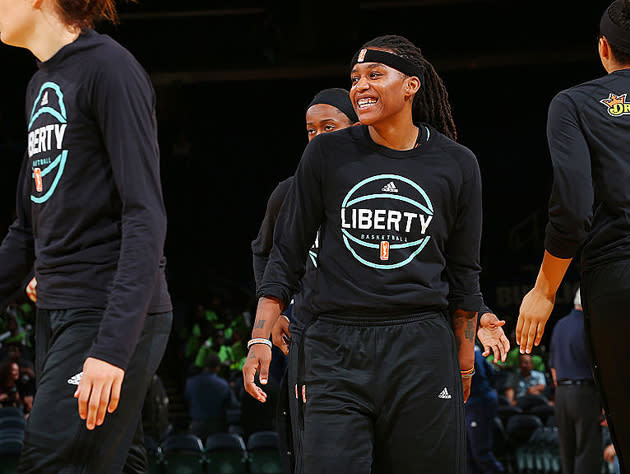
left=477, top=313, right=510, bottom=362
left=74, top=357, right=124, bottom=430
left=516, top=287, right=555, bottom=354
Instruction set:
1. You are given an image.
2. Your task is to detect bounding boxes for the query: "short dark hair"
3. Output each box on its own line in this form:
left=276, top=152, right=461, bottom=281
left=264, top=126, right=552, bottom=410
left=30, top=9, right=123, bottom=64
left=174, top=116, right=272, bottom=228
left=604, top=0, right=630, bottom=64
left=205, top=353, right=221, bottom=371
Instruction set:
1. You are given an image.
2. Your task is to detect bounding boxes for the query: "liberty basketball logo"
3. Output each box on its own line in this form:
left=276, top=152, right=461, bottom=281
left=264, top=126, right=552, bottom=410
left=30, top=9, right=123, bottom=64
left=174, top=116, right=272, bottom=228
left=28, top=82, right=69, bottom=204
left=33, top=168, right=43, bottom=193
left=380, top=241, right=389, bottom=261
left=340, top=174, right=433, bottom=269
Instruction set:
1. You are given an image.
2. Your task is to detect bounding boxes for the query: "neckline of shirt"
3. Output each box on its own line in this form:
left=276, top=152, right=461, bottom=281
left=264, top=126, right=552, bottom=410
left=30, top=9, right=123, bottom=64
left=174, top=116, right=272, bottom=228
left=36, top=28, right=95, bottom=70
left=359, top=123, right=436, bottom=159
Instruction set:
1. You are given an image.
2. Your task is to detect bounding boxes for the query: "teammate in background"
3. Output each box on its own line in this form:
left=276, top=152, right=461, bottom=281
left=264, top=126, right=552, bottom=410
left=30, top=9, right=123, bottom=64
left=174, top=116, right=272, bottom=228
left=252, top=87, right=359, bottom=474
left=0, top=1, right=172, bottom=472
left=517, top=1, right=630, bottom=471
left=245, top=34, right=483, bottom=473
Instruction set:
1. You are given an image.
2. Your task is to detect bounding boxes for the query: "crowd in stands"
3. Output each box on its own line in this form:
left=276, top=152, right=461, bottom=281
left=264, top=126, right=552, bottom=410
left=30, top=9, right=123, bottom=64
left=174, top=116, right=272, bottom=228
left=0, top=302, right=35, bottom=416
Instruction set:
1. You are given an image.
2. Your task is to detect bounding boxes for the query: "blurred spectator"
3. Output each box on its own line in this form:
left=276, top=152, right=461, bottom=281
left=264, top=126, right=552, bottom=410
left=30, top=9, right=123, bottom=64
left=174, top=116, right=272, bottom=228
left=0, top=360, right=23, bottom=409
left=549, top=288, right=601, bottom=474
left=4, top=342, right=35, bottom=412
left=505, top=354, right=547, bottom=405
left=466, top=346, right=504, bottom=474
left=185, top=353, right=231, bottom=440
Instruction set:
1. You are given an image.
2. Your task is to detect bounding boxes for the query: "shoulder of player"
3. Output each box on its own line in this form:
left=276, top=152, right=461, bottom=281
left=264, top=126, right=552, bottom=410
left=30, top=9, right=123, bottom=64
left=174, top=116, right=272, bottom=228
left=83, top=32, right=150, bottom=85
left=552, top=73, right=621, bottom=110
left=268, top=177, right=294, bottom=207
left=430, top=131, right=480, bottom=179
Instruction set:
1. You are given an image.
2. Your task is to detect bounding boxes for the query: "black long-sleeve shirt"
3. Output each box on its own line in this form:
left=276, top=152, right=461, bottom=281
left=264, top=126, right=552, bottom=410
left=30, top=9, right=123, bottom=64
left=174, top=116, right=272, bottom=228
left=253, top=174, right=492, bottom=320
left=0, top=29, right=172, bottom=370
left=545, top=69, right=630, bottom=270
left=259, top=124, right=482, bottom=317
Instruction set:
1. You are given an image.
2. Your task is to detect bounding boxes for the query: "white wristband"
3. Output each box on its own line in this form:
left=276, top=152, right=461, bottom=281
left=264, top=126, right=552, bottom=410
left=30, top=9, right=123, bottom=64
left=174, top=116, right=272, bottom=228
left=247, top=338, right=272, bottom=350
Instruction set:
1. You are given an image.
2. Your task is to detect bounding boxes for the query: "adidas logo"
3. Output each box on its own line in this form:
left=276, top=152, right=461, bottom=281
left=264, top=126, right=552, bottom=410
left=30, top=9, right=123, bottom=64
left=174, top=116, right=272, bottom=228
left=381, top=181, right=398, bottom=193
left=67, top=372, right=83, bottom=385
left=438, top=387, right=451, bottom=399
left=41, top=91, right=49, bottom=106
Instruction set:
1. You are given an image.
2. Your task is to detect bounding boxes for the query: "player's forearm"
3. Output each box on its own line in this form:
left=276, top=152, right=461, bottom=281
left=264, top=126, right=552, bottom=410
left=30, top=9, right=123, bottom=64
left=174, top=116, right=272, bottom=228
left=534, top=250, right=572, bottom=297
left=451, top=309, right=478, bottom=369
left=251, top=296, right=283, bottom=339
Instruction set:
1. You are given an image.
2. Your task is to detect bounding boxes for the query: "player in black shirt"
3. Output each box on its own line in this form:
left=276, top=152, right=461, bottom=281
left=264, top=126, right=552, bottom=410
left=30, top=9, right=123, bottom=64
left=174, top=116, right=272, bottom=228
left=252, top=88, right=359, bottom=474
left=517, top=1, right=630, bottom=471
left=0, top=2, right=172, bottom=472
left=245, top=35, right=482, bottom=473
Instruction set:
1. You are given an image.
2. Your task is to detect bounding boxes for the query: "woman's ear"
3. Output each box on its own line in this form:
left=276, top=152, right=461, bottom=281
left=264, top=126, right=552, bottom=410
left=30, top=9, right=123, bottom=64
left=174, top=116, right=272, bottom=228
left=405, top=76, right=421, bottom=100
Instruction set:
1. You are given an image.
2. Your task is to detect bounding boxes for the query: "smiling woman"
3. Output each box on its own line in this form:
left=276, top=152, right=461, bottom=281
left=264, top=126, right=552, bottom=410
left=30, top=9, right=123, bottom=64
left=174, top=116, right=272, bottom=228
left=0, top=0, right=172, bottom=472
left=244, top=34, right=483, bottom=474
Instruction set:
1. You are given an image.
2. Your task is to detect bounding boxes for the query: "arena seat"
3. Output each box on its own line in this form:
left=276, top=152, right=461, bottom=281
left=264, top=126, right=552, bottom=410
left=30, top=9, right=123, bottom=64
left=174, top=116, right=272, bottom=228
left=0, top=436, right=23, bottom=474
left=247, top=431, right=282, bottom=474
left=205, top=432, right=247, bottom=474
left=0, top=407, right=24, bottom=419
left=161, top=433, right=205, bottom=474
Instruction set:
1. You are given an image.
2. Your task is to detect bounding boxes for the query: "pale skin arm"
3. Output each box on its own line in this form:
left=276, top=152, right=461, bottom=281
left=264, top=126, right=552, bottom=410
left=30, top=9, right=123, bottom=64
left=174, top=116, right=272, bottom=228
left=517, top=251, right=572, bottom=353
left=242, top=297, right=284, bottom=402
left=551, top=367, right=557, bottom=387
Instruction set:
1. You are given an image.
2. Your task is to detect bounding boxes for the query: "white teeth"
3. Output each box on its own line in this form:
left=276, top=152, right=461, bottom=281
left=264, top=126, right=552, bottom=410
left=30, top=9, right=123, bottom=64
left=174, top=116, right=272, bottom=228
left=357, top=98, right=377, bottom=109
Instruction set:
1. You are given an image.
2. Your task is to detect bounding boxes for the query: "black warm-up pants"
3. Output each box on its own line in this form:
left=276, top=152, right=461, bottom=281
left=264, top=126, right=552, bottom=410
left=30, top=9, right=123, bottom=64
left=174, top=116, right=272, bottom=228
left=298, top=312, right=466, bottom=474
left=582, top=259, right=630, bottom=474
left=18, top=308, right=172, bottom=474
left=554, top=383, right=602, bottom=474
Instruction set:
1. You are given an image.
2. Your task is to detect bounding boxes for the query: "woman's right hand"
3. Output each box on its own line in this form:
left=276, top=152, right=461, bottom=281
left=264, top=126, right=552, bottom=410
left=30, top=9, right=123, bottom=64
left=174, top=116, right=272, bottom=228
left=243, top=344, right=272, bottom=403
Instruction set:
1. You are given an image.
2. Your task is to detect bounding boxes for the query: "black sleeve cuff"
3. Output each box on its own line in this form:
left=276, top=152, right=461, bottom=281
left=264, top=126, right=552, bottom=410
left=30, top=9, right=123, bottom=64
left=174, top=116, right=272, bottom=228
left=448, top=294, right=482, bottom=314
left=256, top=284, right=292, bottom=309
left=544, top=227, right=580, bottom=259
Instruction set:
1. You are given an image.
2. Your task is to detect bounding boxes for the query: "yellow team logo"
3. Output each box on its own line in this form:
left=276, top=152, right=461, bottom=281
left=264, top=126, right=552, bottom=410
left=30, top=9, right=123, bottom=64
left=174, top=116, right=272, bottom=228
left=600, top=92, right=630, bottom=117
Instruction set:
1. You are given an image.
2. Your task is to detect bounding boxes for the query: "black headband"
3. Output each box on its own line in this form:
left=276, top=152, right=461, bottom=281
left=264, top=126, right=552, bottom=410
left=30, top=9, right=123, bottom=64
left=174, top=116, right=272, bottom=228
left=600, top=0, right=630, bottom=52
left=307, top=88, right=359, bottom=123
left=350, top=48, right=423, bottom=79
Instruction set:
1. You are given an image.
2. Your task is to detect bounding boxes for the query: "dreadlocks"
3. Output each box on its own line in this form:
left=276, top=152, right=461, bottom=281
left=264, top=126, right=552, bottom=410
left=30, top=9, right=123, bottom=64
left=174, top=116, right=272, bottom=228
left=362, top=34, right=457, bottom=141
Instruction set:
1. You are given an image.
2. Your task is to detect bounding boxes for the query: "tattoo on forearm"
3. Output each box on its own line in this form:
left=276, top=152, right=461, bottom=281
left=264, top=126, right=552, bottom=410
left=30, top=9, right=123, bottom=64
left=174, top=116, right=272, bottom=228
left=465, top=319, right=475, bottom=342
left=254, top=320, right=266, bottom=329
left=452, top=310, right=478, bottom=351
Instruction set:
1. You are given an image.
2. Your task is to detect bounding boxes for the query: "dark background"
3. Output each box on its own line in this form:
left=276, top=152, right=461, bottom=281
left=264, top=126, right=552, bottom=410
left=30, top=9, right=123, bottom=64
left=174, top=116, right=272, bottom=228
left=0, top=0, right=613, bottom=345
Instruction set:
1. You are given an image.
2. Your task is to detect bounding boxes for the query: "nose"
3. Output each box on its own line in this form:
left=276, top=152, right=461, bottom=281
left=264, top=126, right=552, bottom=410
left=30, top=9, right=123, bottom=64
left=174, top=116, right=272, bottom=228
left=355, top=76, right=369, bottom=91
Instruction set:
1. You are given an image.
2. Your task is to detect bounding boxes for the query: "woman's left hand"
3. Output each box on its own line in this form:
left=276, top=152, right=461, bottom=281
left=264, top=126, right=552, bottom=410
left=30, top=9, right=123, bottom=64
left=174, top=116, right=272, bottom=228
left=477, top=313, right=510, bottom=362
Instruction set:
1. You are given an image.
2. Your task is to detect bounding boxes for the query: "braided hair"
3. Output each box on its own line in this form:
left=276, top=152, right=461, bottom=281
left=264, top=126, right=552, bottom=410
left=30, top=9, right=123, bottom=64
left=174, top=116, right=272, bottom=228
left=604, top=0, right=630, bottom=64
left=362, top=35, right=457, bottom=141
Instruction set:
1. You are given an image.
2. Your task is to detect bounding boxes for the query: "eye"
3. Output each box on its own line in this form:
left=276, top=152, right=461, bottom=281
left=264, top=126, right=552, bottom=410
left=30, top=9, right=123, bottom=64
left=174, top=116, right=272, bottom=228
left=307, top=128, right=316, bottom=135
left=324, top=124, right=336, bottom=131
left=369, top=71, right=382, bottom=79
left=350, top=75, right=359, bottom=84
